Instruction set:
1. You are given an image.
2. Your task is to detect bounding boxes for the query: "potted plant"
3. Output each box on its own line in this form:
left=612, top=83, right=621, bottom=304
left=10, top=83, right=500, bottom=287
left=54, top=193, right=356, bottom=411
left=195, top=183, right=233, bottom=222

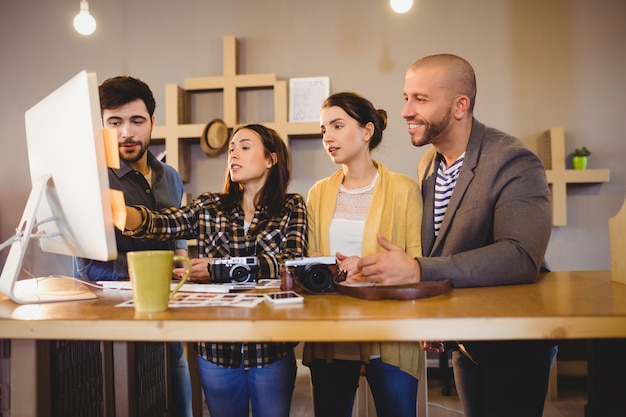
left=572, top=146, right=591, bottom=170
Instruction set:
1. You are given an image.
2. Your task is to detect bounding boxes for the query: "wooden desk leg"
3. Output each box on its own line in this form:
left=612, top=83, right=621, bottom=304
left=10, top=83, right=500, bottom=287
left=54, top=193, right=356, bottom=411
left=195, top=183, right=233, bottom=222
left=113, top=341, right=134, bottom=417
left=186, top=342, right=204, bottom=417
left=101, top=341, right=116, bottom=417
left=10, top=339, right=51, bottom=417
left=585, top=339, right=626, bottom=417
left=417, top=352, right=428, bottom=417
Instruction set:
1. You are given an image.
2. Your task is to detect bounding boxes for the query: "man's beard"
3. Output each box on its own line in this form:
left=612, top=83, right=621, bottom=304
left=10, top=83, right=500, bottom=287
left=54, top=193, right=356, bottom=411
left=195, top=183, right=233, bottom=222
left=120, top=140, right=148, bottom=163
left=411, top=105, right=452, bottom=147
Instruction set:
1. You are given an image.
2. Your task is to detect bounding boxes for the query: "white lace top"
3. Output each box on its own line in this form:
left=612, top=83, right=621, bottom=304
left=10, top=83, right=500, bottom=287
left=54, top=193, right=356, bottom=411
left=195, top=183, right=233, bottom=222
left=329, top=171, right=378, bottom=257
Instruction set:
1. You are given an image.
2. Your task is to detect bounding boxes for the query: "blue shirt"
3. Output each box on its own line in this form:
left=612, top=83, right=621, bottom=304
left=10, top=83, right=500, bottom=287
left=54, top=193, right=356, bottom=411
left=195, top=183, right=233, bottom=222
left=75, top=150, right=187, bottom=280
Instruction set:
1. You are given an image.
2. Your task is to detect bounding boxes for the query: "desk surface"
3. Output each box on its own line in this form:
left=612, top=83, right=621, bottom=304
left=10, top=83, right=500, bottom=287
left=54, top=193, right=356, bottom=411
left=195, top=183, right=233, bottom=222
left=1, top=270, right=625, bottom=342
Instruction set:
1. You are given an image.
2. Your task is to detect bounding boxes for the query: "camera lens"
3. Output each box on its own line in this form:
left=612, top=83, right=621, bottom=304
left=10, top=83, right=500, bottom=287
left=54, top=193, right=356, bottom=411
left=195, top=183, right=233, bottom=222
left=302, top=264, right=333, bottom=293
left=230, top=265, right=251, bottom=282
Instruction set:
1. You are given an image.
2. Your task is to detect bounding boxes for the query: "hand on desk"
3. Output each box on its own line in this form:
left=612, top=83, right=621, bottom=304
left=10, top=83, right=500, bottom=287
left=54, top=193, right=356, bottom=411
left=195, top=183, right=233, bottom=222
left=173, top=257, right=214, bottom=283
left=357, top=233, right=422, bottom=285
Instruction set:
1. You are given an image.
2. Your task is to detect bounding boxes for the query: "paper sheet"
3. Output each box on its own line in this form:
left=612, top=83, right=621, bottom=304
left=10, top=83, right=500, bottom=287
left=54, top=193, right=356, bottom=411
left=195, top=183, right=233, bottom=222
left=116, top=292, right=266, bottom=308
left=102, top=127, right=120, bottom=169
left=289, top=77, right=329, bottom=122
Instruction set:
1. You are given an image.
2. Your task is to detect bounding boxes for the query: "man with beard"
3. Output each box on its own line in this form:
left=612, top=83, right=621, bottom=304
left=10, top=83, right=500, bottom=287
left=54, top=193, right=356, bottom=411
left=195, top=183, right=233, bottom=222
left=75, top=76, right=192, bottom=417
left=357, top=54, right=557, bottom=417
left=75, top=76, right=187, bottom=281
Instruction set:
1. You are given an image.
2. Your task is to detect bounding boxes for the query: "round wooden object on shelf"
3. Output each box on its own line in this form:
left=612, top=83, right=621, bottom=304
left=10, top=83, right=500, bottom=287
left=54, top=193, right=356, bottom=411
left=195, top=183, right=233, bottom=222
left=201, top=119, right=229, bottom=156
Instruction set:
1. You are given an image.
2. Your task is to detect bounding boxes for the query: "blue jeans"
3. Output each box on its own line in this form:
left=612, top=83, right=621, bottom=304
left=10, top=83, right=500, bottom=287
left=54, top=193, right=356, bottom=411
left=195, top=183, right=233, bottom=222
left=308, top=358, right=418, bottom=417
left=452, top=341, right=558, bottom=417
left=168, top=342, right=193, bottom=417
left=197, top=348, right=297, bottom=417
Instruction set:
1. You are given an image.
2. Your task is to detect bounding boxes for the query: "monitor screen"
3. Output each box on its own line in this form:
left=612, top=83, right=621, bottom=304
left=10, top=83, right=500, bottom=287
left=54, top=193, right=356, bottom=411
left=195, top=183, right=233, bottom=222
left=0, top=70, right=117, bottom=303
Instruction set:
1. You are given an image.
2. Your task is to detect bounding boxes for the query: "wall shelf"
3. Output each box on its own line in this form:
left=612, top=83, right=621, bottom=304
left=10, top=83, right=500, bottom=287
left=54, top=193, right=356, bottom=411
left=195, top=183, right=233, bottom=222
left=151, top=36, right=321, bottom=183
left=523, top=127, right=610, bottom=226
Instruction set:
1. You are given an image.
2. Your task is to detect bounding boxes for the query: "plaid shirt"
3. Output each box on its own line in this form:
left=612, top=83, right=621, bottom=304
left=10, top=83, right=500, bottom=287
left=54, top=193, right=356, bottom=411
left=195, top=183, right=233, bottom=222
left=124, top=192, right=307, bottom=368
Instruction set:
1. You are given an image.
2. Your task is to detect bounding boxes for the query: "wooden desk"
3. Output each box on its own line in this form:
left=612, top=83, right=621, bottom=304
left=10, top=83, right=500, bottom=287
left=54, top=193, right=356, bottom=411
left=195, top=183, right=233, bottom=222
left=1, top=270, right=625, bottom=342
left=1, top=270, right=625, bottom=417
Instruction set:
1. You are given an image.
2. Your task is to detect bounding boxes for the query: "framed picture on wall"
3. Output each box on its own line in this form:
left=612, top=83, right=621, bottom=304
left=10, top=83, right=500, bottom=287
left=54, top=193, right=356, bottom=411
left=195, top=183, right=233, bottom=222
left=289, top=76, right=330, bottom=122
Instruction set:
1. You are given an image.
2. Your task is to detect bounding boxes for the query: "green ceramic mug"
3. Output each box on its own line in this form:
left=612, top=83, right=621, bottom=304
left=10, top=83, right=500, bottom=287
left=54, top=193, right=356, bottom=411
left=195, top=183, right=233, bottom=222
left=127, top=250, right=191, bottom=313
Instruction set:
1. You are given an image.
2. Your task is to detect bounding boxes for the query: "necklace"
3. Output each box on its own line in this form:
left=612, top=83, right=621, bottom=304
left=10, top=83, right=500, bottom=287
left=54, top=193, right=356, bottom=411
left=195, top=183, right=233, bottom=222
left=340, top=170, right=379, bottom=195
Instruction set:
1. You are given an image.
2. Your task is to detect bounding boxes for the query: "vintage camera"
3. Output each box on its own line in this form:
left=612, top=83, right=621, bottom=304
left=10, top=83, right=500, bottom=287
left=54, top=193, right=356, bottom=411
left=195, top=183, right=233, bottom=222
left=282, top=256, right=341, bottom=294
left=211, top=257, right=259, bottom=284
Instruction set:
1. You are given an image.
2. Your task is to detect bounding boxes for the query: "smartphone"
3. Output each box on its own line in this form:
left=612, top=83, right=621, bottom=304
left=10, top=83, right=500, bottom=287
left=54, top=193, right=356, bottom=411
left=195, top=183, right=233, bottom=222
left=264, top=291, right=304, bottom=305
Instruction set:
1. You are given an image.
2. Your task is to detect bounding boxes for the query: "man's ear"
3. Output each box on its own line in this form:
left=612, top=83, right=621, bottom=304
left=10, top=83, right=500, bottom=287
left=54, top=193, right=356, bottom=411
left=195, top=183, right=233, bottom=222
left=454, top=95, right=470, bottom=120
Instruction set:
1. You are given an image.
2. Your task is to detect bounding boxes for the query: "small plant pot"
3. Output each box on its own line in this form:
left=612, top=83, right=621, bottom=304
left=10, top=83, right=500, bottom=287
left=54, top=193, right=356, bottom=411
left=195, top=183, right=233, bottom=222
left=572, top=156, right=588, bottom=170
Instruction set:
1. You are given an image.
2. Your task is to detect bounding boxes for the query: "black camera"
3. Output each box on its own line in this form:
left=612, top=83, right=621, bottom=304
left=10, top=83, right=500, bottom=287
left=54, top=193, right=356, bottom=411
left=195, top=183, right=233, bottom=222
left=211, top=257, right=258, bottom=284
left=282, top=257, right=341, bottom=294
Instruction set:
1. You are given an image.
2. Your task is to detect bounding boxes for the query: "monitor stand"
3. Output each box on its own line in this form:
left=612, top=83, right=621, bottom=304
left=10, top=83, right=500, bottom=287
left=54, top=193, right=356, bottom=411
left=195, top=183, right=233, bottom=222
left=11, top=276, right=97, bottom=303
left=0, top=174, right=97, bottom=304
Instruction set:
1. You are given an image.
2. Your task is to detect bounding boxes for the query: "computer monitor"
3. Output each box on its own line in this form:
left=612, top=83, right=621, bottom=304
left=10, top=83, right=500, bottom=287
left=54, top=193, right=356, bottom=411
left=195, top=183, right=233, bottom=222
left=0, top=70, right=117, bottom=303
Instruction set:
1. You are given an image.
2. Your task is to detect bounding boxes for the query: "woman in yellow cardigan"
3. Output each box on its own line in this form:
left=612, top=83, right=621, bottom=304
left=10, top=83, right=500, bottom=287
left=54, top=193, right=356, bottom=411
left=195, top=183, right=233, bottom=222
left=304, top=92, right=423, bottom=417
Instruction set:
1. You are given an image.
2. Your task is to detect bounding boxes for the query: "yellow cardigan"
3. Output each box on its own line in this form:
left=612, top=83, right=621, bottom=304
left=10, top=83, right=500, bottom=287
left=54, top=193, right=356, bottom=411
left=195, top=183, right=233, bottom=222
left=303, top=161, right=424, bottom=379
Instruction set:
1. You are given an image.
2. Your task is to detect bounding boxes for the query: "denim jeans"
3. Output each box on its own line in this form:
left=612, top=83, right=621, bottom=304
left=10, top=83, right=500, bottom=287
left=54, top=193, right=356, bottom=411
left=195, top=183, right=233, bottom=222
left=308, top=358, right=418, bottom=417
left=197, top=348, right=297, bottom=417
left=452, top=341, right=558, bottom=417
left=168, top=342, right=193, bottom=417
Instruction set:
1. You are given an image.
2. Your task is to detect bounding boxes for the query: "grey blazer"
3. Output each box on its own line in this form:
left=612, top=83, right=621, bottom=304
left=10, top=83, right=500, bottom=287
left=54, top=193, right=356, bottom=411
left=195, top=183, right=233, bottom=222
left=417, top=119, right=552, bottom=288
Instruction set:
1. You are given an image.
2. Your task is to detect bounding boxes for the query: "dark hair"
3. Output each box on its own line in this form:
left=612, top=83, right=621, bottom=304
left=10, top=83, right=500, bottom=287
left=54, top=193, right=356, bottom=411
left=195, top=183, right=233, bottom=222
left=321, top=92, right=387, bottom=151
left=222, top=124, right=291, bottom=217
left=98, top=76, right=156, bottom=116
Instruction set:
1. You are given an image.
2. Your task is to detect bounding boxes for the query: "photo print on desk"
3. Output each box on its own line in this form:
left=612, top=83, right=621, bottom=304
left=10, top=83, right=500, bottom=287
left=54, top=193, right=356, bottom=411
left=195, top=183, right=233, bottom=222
left=116, top=292, right=266, bottom=308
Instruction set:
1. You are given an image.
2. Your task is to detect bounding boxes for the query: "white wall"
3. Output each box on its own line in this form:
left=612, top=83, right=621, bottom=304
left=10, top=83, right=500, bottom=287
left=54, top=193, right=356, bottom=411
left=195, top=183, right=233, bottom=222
left=1, top=0, right=625, bottom=276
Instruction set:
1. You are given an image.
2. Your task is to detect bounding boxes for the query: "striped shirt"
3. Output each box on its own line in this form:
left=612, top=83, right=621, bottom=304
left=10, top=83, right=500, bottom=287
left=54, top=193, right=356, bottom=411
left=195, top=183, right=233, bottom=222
left=434, top=154, right=465, bottom=236
left=124, top=192, right=308, bottom=368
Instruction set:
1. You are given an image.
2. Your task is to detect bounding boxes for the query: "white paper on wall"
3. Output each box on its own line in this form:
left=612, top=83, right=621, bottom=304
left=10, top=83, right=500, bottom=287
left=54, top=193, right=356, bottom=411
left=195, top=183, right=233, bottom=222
left=289, top=77, right=330, bottom=122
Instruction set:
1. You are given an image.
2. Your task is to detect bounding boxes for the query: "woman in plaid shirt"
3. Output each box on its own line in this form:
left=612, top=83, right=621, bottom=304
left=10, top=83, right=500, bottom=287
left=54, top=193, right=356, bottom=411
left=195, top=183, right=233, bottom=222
left=124, top=124, right=307, bottom=417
